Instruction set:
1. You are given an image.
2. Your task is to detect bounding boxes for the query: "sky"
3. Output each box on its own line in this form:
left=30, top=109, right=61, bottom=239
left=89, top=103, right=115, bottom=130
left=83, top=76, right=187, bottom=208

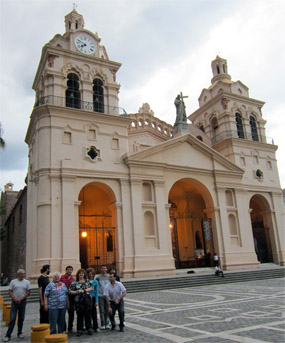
left=0, top=0, right=285, bottom=192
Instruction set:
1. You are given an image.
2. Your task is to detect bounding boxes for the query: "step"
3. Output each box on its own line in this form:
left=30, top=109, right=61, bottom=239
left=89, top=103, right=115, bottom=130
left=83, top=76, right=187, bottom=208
left=1, top=267, right=284, bottom=302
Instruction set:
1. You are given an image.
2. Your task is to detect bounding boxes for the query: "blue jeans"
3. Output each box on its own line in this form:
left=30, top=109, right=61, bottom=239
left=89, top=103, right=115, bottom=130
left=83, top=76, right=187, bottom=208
left=6, top=299, right=26, bottom=338
left=49, top=308, right=66, bottom=334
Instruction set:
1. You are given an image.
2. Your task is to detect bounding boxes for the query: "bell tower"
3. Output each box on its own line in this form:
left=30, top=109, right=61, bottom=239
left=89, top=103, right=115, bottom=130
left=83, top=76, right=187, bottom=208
left=211, top=55, right=231, bottom=83
left=189, top=56, right=281, bottom=189
left=65, top=8, right=85, bottom=32
left=25, top=10, right=129, bottom=279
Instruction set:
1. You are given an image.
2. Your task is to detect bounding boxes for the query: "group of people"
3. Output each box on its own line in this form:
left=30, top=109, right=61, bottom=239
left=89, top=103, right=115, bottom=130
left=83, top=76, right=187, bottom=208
left=39, top=264, right=126, bottom=336
left=3, top=265, right=126, bottom=341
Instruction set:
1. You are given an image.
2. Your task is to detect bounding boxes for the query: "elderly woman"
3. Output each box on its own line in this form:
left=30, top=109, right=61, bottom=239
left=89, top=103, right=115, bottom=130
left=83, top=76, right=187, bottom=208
left=44, top=272, right=68, bottom=334
left=69, top=269, right=93, bottom=336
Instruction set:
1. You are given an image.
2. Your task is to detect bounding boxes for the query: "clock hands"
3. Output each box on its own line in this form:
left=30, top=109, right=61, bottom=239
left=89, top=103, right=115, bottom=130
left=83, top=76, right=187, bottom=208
left=77, top=39, right=87, bottom=47
left=75, top=36, right=95, bottom=54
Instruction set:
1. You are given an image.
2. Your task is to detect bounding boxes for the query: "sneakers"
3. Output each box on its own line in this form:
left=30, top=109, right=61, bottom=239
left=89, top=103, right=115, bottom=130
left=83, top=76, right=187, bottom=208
left=3, top=337, right=10, bottom=342
left=18, top=334, right=25, bottom=339
left=105, top=324, right=110, bottom=329
left=100, top=326, right=105, bottom=330
left=120, top=327, right=125, bottom=332
left=87, top=329, right=93, bottom=335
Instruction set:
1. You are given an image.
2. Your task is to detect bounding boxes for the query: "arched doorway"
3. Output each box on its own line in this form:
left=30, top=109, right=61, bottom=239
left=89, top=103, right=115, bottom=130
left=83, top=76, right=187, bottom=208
left=250, top=195, right=273, bottom=263
left=78, top=182, right=117, bottom=272
left=169, top=179, right=215, bottom=269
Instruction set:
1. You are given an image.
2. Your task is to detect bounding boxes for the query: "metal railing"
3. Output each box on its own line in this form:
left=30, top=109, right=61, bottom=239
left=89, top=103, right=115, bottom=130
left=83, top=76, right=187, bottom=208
left=212, top=130, right=274, bottom=145
left=35, top=95, right=127, bottom=116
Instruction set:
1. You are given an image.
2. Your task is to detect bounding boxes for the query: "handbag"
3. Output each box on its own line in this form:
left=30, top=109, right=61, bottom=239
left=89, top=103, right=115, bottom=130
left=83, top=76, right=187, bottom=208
left=74, top=291, right=91, bottom=313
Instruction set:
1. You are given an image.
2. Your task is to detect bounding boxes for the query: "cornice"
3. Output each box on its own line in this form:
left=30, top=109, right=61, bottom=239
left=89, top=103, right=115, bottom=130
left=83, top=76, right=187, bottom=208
left=213, top=137, right=278, bottom=151
left=189, top=91, right=265, bottom=121
left=30, top=104, right=131, bottom=128
left=33, top=45, right=121, bottom=90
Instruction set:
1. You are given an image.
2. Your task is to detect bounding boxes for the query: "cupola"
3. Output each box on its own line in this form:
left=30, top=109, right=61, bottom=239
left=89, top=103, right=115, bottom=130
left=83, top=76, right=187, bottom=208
left=211, top=55, right=231, bottom=84
left=65, top=9, right=85, bottom=32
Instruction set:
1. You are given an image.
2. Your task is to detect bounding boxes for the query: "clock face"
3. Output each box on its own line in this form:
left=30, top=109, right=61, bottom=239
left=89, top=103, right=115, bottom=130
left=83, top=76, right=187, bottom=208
left=75, top=35, right=96, bottom=55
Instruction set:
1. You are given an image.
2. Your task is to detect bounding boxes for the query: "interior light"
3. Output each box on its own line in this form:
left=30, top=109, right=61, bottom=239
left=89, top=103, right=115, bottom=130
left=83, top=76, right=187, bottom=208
left=82, top=231, right=87, bottom=238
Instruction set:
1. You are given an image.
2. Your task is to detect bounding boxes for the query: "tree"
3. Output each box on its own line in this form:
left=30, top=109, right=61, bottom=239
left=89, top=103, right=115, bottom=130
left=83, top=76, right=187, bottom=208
left=0, top=123, right=5, bottom=149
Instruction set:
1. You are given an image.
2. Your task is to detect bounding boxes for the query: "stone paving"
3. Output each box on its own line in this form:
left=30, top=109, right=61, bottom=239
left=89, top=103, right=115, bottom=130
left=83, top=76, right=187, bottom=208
left=1, top=277, right=284, bottom=343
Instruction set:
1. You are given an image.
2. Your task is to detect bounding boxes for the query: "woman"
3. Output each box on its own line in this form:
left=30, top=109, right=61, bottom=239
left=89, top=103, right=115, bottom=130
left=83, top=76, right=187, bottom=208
left=69, top=269, right=93, bottom=336
left=44, top=272, right=68, bottom=334
left=86, top=267, right=99, bottom=332
left=38, top=264, right=50, bottom=323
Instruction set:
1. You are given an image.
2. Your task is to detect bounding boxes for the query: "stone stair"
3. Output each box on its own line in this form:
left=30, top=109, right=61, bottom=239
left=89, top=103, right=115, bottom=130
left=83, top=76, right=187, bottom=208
left=1, top=266, right=284, bottom=303
left=123, top=267, right=285, bottom=293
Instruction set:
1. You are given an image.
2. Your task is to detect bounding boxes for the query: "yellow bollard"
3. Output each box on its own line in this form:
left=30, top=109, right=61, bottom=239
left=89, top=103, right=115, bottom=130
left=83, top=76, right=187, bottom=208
left=5, top=305, right=11, bottom=326
left=44, top=333, right=68, bottom=342
left=31, top=324, right=50, bottom=343
left=0, top=295, right=3, bottom=309
left=3, top=302, right=11, bottom=322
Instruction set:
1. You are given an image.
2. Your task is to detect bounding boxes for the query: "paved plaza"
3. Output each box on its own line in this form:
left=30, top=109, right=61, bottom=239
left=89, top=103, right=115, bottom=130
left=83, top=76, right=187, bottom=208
left=1, top=277, right=284, bottom=343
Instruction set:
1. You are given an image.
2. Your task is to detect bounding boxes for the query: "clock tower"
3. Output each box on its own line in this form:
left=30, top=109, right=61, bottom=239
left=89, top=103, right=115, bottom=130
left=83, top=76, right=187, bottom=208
left=25, top=9, right=130, bottom=279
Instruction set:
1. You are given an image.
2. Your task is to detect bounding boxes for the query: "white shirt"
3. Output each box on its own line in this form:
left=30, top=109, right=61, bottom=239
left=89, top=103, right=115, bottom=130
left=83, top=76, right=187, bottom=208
left=9, top=278, right=31, bottom=299
left=104, top=281, right=126, bottom=301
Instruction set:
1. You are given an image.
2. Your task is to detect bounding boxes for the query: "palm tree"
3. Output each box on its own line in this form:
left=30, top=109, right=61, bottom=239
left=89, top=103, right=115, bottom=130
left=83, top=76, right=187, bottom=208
left=0, top=123, right=5, bottom=149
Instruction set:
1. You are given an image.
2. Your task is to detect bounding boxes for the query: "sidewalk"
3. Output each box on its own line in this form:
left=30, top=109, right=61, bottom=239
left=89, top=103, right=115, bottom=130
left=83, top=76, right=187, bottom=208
left=1, top=276, right=284, bottom=343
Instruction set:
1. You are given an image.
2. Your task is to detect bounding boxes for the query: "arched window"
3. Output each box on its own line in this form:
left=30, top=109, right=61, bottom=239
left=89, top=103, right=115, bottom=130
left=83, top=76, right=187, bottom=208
left=93, top=78, right=104, bottom=113
left=211, top=117, right=218, bottom=130
left=66, top=73, right=81, bottom=109
left=250, top=115, right=259, bottom=141
left=216, top=65, right=220, bottom=74
left=235, top=113, right=244, bottom=138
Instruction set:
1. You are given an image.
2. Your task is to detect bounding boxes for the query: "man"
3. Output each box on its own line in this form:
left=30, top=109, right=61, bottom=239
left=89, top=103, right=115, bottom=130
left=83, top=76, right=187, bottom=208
left=38, top=264, right=51, bottom=323
left=96, top=265, right=110, bottom=329
left=4, top=269, right=31, bottom=342
left=60, top=266, right=75, bottom=332
left=215, top=266, right=224, bottom=277
left=104, top=272, right=127, bottom=332
left=213, top=253, right=219, bottom=267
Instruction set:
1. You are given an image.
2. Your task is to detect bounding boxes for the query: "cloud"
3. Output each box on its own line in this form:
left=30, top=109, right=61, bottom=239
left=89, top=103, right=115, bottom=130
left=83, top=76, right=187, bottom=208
left=0, top=0, right=284, bottom=190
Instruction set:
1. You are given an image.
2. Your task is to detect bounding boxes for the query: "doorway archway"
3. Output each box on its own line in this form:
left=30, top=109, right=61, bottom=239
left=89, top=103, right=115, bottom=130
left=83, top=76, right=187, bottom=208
left=169, top=178, right=215, bottom=269
left=78, top=182, right=117, bottom=272
left=250, top=195, right=273, bottom=263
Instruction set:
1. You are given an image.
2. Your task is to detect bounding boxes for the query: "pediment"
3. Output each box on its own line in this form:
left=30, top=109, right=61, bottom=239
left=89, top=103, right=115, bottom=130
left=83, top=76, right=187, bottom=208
left=125, top=134, right=244, bottom=174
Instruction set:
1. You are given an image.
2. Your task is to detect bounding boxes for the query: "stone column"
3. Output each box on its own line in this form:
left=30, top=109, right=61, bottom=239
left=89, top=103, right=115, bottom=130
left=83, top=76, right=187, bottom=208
left=119, top=179, right=134, bottom=277
left=61, top=175, right=80, bottom=272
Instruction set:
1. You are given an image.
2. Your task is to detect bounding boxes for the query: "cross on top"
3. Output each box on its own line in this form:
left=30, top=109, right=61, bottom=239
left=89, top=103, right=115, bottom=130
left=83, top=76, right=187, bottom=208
left=73, top=3, right=78, bottom=10
left=179, top=92, right=188, bottom=101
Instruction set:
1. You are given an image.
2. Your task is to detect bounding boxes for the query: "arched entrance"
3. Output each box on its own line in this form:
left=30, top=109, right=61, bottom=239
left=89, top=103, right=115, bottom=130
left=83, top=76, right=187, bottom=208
left=250, top=195, right=273, bottom=263
left=169, top=179, right=215, bottom=269
left=78, top=182, right=117, bottom=272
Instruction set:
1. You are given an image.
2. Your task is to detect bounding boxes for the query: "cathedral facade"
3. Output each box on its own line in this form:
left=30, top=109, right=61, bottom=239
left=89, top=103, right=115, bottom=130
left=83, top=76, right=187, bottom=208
left=24, top=10, right=285, bottom=280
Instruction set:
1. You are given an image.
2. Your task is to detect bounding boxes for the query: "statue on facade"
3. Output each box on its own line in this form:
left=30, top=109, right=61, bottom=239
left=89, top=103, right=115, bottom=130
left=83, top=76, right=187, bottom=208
left=174, top=92, right=188, bottom=124
left=173, top=92, right=189, bottom=135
